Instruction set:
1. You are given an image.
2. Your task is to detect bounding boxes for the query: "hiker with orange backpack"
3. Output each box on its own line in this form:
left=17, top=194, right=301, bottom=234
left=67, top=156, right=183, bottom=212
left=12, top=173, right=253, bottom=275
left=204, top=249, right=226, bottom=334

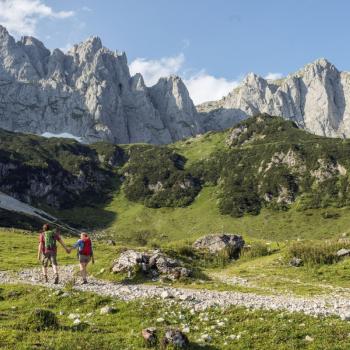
left=70, top=232, right=94, bottom=284
left=37, top=223, right=70, bottom=284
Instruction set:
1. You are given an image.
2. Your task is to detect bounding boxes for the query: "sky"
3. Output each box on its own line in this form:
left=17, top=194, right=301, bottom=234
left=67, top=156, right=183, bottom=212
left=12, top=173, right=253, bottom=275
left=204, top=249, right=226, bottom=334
left=0, top=0, right=349, bottom=104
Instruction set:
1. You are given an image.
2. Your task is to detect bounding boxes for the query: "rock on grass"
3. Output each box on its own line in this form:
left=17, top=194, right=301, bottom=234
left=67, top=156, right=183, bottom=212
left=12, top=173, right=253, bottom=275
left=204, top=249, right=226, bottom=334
left=141, top=327, right=157, bottom=346
left=162, top=329, right=189, bottom=348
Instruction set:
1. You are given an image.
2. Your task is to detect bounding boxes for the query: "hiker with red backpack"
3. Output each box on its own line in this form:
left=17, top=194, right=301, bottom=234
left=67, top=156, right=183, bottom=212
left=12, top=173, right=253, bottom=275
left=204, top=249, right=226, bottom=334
left=37, top=223, right=70, bottom=284
left=70, top=232, right=94, bottom=284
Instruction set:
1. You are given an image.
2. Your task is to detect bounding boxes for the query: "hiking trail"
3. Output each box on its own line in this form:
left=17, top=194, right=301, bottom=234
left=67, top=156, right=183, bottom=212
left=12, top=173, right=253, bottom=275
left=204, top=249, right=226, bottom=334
left=1, top=265, right=350, bottom=320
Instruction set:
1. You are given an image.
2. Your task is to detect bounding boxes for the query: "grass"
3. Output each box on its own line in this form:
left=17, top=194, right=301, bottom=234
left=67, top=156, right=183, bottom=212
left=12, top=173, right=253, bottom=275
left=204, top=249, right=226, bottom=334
left=56, top=186, right=350, bottom=245
left=0, top=228, right=122, bottom=277
left=217, top=249, right=350, bottom=296
left=1, top=284, right=350, bottom=349
left=171, top=130, right=229, bottom=168
left=287, top=240, right=350, bottom=265
left=2, top=226, right=350, bottom=349
left=2, top=227, right=350, bottom=297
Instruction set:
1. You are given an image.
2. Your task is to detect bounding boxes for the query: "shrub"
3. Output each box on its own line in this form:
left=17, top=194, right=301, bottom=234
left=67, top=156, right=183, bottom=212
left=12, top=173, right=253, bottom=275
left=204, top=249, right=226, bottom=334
left=132, top=231, right=152, bottom=246
left=241, top=242, right=271, bottom=259
left=286, top=240, right=350, bottom=266
left=122, top=145, right=201, bottom=208
left=27, top=309, right=59, bottom=331
left=190, top=115, right=350, bottom=217
left=321, top=211, right=341, bottom=219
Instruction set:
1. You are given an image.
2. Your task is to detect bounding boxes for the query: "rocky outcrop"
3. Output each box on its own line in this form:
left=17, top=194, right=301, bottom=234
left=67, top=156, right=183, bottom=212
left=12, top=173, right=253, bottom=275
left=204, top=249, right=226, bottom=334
left=198, top=58, right=350, bottom=138
left=111, top=249, right=192, bottom=279
left=0, top=26, right=200, bottom=144
left=0, top=128, right=120, bottom=209
left=192, top=234, right=245, bottom=256
left=2, top=22, right=350, bottom=143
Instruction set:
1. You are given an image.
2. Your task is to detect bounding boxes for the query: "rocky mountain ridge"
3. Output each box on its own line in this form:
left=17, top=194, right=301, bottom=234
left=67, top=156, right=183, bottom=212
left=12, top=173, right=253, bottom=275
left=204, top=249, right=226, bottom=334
left=198, top=58, right=350, bottom=138
left=0, top=25, right=201, bottom=144
left=1, top=24, right=350, bottom=143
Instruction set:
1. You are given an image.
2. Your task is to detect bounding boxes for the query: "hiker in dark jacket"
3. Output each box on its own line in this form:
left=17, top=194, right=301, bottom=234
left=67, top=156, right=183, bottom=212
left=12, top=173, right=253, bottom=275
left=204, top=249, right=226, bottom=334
left=37, top=223, right=70, bottom=284
left=70, top=232, right=94, bottom=284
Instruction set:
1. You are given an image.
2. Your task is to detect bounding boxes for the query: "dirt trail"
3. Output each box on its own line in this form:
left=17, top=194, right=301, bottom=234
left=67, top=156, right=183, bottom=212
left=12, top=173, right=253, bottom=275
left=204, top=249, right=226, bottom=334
left=1, top=266, right=350, bottom=319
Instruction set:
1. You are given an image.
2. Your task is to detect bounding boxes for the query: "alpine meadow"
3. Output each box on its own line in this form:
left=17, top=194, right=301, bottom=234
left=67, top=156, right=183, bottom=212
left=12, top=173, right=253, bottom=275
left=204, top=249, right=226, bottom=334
left=1, top=1, right=350, bottom=349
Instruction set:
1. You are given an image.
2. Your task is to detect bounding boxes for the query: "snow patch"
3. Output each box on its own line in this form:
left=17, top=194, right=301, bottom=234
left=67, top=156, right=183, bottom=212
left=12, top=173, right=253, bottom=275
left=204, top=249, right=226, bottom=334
left=41, top=132, right=83, bottom=142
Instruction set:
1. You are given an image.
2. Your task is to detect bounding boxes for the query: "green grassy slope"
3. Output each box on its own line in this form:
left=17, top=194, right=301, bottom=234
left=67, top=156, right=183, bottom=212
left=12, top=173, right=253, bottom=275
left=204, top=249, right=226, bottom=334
left=2, top=284, right=350, bottom=350
left=3, top=115, right=350, bottom=243
left=49, top=115, right=350, bottom=243
left=59, top=187, right=350, bottom=243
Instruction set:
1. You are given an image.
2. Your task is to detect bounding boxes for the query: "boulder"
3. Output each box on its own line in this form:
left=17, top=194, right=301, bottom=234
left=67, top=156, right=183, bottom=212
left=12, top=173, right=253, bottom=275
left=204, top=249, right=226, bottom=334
left=150, top=252, right=180, bottom=274
left=336, top=248, right=350, bottom=257
left=141, top=327, right=157, bottom=346
left=192, top=234, right=245, bottom=256
left=290, top=257, right=303, bottom=267
left=112, top=249, right=192, bottom=279
left=162, top=329, right=189, bottom=348
left=111, top=250, right=145, bottom=273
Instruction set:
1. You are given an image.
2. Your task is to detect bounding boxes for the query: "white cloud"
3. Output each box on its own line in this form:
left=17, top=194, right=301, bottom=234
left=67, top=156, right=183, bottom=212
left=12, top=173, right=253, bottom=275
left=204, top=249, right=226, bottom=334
left=265, top=72, right=283, bottom=80
left=130, top=53, right=238, bottom=105
left=129, top=53, right=185, bottom=86
left=59, top=42, right=73, bottom=53
left=184, top=72, right=239, bottom=105
left=0, top=0, right=74, bottom=36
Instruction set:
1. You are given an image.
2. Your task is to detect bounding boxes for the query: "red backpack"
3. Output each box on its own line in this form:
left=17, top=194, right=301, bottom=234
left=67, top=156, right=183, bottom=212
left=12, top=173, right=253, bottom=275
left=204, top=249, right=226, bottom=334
left=80, top=237, right=92, bottom=256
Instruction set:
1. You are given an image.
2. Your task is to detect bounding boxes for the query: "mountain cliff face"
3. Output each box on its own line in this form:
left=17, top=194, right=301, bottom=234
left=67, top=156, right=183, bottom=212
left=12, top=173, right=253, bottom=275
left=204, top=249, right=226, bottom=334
left=0, top=26, right=201, bottom=144
left=198, top=59, right=350, bottom=138
left=1, top=23, right=350, bottom=143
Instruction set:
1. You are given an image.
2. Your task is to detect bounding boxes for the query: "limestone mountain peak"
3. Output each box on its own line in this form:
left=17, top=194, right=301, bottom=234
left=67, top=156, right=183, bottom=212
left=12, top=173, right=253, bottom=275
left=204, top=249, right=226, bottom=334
left=0, top=26, right=199, bottom=145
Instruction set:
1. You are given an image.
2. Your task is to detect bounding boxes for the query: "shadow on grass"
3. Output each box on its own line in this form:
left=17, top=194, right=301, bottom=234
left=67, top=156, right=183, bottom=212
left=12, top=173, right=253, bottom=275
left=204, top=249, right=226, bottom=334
left=0, top=195, right=118, bottom=233
left=0, top=208, right=46, bottom=231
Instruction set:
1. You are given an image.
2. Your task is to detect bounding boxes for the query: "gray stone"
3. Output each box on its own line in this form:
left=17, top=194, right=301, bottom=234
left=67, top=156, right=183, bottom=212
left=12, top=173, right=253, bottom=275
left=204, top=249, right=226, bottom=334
left=340, top=313, right=350, bottom=321
left=141, top=327, right=157, bottom=345
left=192, top=234, right=245, bottom=255
left=162, top=329, right=189, bottom=348
left=305, top=335, right=314, bottom=342
left=111, top=250, right=144, bottom=273
left=161, top=291, right=173, bottom=299
left=290, top=257, right=303, bottom=267
left=337, top=248, right=350, bottom=257
left=100, top=305, right=115, bottom=315
left=112, top=249, right=192, bottom=278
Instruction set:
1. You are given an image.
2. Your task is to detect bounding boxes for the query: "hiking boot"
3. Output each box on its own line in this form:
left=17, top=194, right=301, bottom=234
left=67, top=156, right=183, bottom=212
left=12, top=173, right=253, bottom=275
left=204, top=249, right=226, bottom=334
left=82, top=280, right=88, bottom=285
left=54, top=275, right=59, bottom=284
left=43, top=275, right=48, bottom=283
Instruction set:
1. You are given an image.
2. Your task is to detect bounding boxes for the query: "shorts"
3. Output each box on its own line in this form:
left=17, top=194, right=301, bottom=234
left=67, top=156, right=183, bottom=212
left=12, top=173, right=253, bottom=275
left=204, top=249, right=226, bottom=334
left=41, top=252, right=58, bottom=267
left=79, top=254, right=91, bottom=264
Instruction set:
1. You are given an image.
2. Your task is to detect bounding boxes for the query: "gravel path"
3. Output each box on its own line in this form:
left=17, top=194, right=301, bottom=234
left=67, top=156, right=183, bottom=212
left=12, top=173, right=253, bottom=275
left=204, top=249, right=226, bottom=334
left=1, top=266, right=350, bottom=320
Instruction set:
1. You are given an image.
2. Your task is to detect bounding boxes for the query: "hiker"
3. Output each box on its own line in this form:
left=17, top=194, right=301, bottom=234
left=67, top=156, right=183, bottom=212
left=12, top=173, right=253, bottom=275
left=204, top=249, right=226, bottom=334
left=37, top=223, right=70, bottom=284
left=70, top=232, right=94, bottom=284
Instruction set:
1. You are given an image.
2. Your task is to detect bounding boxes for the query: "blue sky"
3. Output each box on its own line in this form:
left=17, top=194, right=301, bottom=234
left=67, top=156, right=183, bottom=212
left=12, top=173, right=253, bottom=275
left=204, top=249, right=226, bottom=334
left=0, top=0, right=349, bottom=104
